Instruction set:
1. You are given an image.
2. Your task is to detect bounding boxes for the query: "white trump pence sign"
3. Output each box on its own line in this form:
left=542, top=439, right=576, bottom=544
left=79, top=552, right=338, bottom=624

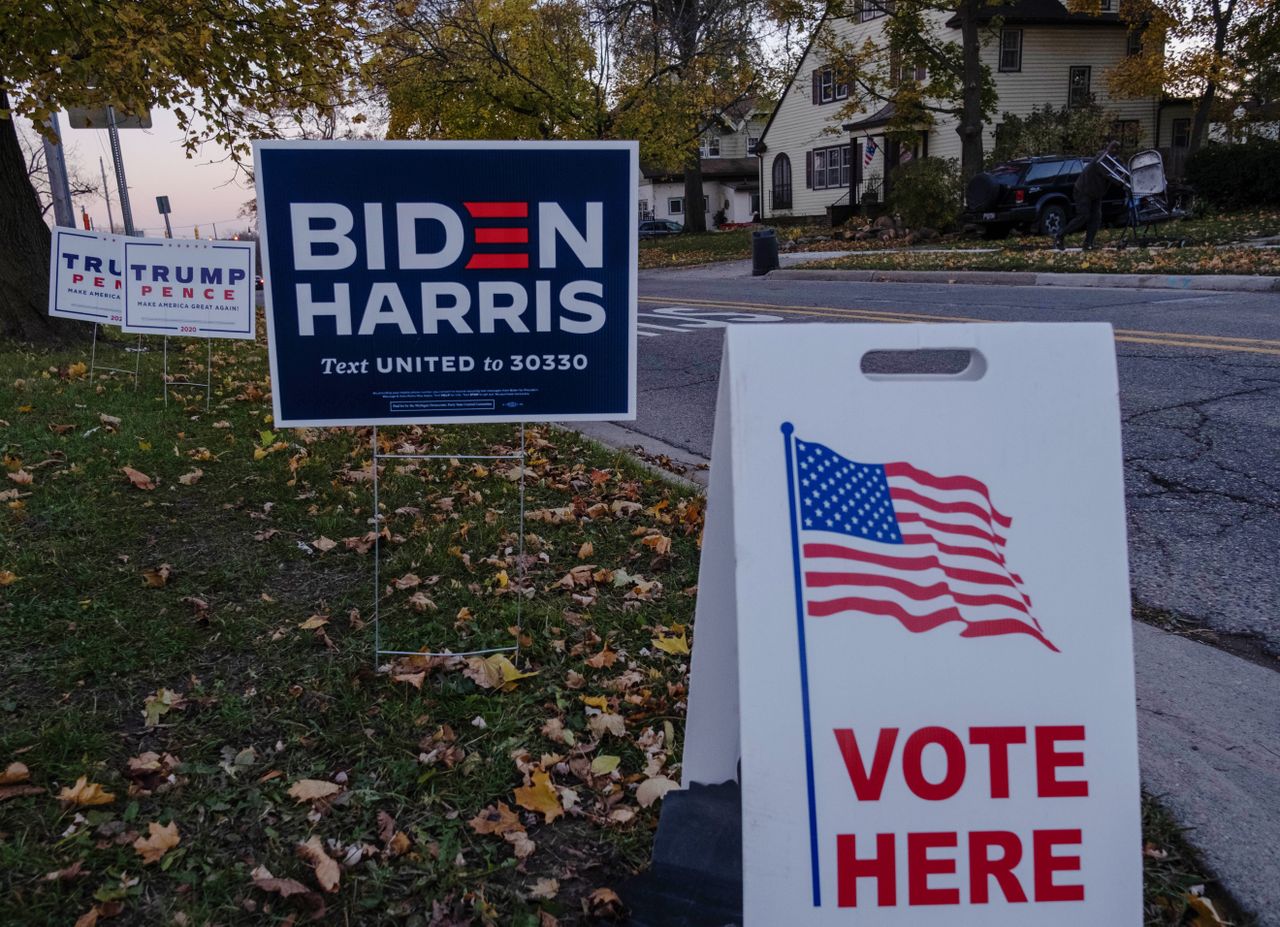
left=684, top=323, right=1141, bottom=924
left=48, top=228, right=126, bottom=325
left=122, top=238, right=256, bottom=339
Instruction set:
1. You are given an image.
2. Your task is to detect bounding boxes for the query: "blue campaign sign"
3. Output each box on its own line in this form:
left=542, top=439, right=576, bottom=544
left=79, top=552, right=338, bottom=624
left=253, top=141, right=637, bottom=426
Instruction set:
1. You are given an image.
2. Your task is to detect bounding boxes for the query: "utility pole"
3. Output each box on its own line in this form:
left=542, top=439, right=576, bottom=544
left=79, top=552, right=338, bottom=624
left=40, top=112, right=76, bottom=228
left=106, top=105, right=136, bottom=235
left=99, top=157, right=117, bottom=234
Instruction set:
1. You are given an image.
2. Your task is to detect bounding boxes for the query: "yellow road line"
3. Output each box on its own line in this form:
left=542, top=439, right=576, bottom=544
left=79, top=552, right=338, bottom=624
left=638, top=295, right=1280, bottom=356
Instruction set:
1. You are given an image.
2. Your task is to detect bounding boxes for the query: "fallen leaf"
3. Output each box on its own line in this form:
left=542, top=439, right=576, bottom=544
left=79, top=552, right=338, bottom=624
left=121, top=466, right=155, bottom=490
left=7, top=469, right=32, bottom=485
left=142, top=688, right=185, bottom=727
left=514, top=770, right=563, bottom=823
left=73, top=908, right=99, bottom=927
left=651, top=629, right=690, bottom=655
left=392, top=573, right=421, bottom=590
left=469, top=802, right=524, bottom=836
left=99, top=413, right=121, bottom=430
left=578, top=541, right=594, bottom=559
left=1, top=762, right=29, bottom=784
left=590, top=755, right=621, bottom=776
left=58, top=776, right=116, bottom=807
left=288, top=779, right=342, bottom=803
left=636, top=776, right=679, bottom=808
left=584, top=887, right=625, bottom=917
left=141, top=564, right=172, bottom=588
left=298, top=615, right=329, bottom=630
left=505, top=829, right=537, bottom=858
left=43, top=860, right=87, bottom=882
left=529, top=877, right=560, bottom=900
left=133, top=820, right=181, bottom=863
left=177, top=469, right=203, bottom=486
left=312, top=536, right=337, bottom=553
left=1185, top=891, right=1229, bottom=926
left=250, top=865, right=311, bottom=898
left=297, top=835, right=341, bottom=893
left=66, top=362, right=88, bottom=379
left=0, top=785, right=45, bottom=802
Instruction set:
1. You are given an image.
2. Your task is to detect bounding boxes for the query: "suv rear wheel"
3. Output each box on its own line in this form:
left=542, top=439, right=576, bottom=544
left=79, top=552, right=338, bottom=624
left=1038, top=203, right=1068, bottom=238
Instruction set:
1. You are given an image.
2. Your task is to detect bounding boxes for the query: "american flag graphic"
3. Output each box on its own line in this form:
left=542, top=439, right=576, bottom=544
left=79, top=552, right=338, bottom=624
left=862, top=138, right=878, bottom=167
left=791, top=437, right=1057, bottom=651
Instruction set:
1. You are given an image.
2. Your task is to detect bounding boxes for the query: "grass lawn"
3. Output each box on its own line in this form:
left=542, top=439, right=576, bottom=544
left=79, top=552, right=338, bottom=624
left=0, top=328, right=1246, bottom=925
left=639, top=209, right=1280, bottom=274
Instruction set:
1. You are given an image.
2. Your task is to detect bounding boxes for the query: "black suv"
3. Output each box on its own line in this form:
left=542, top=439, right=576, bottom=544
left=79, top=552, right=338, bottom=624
left=963, top=155, right=1126, bottom=239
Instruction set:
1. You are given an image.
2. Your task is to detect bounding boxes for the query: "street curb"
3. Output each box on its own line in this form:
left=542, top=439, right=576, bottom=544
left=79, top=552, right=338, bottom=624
left=768, top=267, right=1280, bottom=293
left=556, top=422, right=707, bottom=490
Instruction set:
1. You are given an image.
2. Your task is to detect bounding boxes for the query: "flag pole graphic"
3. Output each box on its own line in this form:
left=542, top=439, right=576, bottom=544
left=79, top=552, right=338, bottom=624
left=781, top=421, right=822, bottom=906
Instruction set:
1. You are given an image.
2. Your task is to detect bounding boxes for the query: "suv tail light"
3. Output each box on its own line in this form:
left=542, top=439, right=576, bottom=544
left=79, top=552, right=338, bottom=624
left=1014, top=188, right=1026, bottom=204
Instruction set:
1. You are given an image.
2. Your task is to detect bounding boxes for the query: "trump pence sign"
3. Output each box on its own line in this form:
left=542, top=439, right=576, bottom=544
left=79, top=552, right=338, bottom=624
left=683, top=323, right=1142, bottom=925
left=253, top=140, right=638, bottom=426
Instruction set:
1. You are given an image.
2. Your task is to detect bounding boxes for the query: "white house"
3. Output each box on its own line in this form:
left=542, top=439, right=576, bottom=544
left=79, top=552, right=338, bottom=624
left=639, top=101, right=771, bottom=226
left=756, top=0, right=1194, bottom=221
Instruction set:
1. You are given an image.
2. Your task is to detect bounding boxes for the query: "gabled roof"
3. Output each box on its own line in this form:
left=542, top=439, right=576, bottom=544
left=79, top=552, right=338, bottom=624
left=756, top=8, right=832, bottom=152
left=640, top=157, right=759, bottom=182
left=946, top=0, right=1125, bottom=27
left=843, top=103, right=895, bottom=133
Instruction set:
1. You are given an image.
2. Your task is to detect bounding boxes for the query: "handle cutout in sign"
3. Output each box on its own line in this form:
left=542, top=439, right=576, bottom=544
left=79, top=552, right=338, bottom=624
left=860, top=348, right=987, bottom=381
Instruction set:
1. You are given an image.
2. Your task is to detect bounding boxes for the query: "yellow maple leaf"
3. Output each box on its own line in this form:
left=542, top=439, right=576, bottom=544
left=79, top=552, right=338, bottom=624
left=58, top=776, right=116, bottom=807
left=133, top=820, right=181, bottom=863
left=651, top=630, right=690, bottom=655
left=513, top=770, right=563, bottom=823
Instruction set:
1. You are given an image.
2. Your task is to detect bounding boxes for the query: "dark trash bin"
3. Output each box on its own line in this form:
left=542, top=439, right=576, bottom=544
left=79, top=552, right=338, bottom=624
left=751, top=228, right=779, bottom=276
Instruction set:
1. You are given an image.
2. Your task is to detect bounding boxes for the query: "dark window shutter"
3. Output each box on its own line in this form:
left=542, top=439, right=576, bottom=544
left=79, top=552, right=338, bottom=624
left=854, top=141, right=863, bottom=188
left=806, top=150, right=813, bottom=188
left=812, top=70, right=820, bottom=105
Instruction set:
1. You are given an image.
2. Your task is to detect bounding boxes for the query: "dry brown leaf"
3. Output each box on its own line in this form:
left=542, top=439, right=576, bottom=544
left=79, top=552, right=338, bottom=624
left=298, top=615, right=329, bottom=630
left=141, top=564, right=172, bottom=588
left=287, top=779, right=342, bottom=803
left=99, top=413, right=121, bottom=430
left=312, top=536, right=337, bottom=553
left=636, top=776, right=679, bottom=808
left=504, top=829, right=537, bottom=859
left=0, top=570, right=17, bottom=586
left=577, top=542, right=594, bottom=559
left=6, top=469, right=32, bottom=485
left=1, top=761, right=30, bottom=785
left=250, top=865, right=311, bottom=898
left=177, top=469, right=203, bottom=486
left=58, top=776, right=116, bottom=807
left=585, top=646, right=617, bottom=669
left=133, top=820, right=181, bottom=863
left=43, top=860, right=87, bottom=882
left=121, top=466, right=155, bottom=490
left=387, top=831, right=412, bottom=857
left=529, top=877, right=560, bottom=900
left=0, top=785, right=45, bottom=802
left=408, top=591, right=437, bottom=612
left=513, top=770, right=563, bottom=823
left=297, top=835, right=341, bottom=893
left=73, top=908, right=99, bottom=927
left=469, top=802, right=523, bottom=836
left=392, top=669, right=426, bottom=689
left=392, top=573, right=421, bottom=590
left=584, top=887, right=625, bottom=918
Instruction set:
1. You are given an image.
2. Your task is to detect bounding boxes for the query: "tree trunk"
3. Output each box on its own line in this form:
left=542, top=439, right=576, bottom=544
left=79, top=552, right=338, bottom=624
left=955, top=0, right=986, bottom=179
left=0, top=92, right=79, bottom=345
left=683, top=157, right=707, bottom=233
left=1188, top=82, right=1217, bottom=153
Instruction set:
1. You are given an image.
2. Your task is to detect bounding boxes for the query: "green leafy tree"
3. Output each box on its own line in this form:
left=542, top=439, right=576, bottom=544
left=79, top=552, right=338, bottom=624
left=987, top=101, right=1116, bottom=163
left=1106, top=0, right=1272, bottom=151
left=816, top=0, right=1000, bottom=182
left=0, top=0, right=363, bottom=343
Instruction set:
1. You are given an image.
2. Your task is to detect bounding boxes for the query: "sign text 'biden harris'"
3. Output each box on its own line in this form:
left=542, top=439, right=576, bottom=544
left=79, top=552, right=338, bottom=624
left=253, top=140, right=638, bottom=426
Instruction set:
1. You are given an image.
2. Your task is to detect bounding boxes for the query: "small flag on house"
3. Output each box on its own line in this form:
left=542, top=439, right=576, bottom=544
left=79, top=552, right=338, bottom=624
left=899, top=147, right=914, bottom=165
left=863, top=138, right=878, bottom=167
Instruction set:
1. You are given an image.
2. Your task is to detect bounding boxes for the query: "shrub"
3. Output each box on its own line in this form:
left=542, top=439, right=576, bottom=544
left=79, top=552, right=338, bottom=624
left=989, top=102, right=1115, bottom=164
left=887, top=157, right=962, bottom=230
left=1185, top=139, right=1280, bottom=210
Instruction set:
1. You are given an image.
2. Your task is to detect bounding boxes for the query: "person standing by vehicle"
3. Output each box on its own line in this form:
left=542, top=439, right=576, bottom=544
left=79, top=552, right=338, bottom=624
left=1055, top=140, right=1120, bottom=251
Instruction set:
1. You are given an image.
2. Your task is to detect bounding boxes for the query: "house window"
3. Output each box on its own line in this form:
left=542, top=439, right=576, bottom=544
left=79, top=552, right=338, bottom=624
left=747, top=136, right=759, bottom=154
left=772, top=154, right=793, bottom=209
left=1111, top=119, right=1141, bottom=149
left=639, top=198, right=650, bottom=219
left=751, top=192, right=761, bottom=216
left=1068, top=66, right=1092, bottom=108
left=813, top=66, right=849, bottom=104
left=860, top=0, right=890, bottom=22
left=1126, top=29, right=1142, bottom=56
left=1099, top=0, right=1117, bottom=11
left=668, top=197, right=683, bottom=215
left=999, top=29, right=1022, bottom=72
left=890, top=50, right=927, bottom=85
left=1172, top=118, right=1191, bottom=148
left=811, top=145, right=852, bottom=190
left=699, top=136, right=721, bottom=158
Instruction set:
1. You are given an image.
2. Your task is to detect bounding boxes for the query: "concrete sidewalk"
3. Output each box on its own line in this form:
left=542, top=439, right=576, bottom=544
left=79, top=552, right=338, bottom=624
left=771, top=266, right=1280, bottom=293
left=579, top=421, right=1280, bottom=925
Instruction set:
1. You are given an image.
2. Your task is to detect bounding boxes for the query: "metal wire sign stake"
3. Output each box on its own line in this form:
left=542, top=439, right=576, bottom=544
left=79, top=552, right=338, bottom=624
left=87, top=323, right=144, bottom=390
left=161, top=335, right=214, bottom=411
left=371, top=424, right=527, bottom=664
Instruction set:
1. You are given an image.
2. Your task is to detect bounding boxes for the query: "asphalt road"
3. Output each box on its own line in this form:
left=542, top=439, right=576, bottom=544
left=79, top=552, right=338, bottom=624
left=620, top=268, right=1280, bottom=653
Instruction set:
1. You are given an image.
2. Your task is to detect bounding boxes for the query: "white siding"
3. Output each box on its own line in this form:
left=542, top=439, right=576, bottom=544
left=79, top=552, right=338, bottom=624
left=760, top=6, right=1166, bottom=218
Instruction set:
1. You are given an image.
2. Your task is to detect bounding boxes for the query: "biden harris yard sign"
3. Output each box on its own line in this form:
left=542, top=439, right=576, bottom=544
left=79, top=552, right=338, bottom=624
left=253, top=140, right=638, bottom=427
left=683, top=323, right=1142, bottom=925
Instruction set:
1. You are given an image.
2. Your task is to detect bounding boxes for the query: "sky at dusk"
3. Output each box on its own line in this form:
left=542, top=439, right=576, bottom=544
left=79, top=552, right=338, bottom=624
left=48, top=107, right=255, bottom=239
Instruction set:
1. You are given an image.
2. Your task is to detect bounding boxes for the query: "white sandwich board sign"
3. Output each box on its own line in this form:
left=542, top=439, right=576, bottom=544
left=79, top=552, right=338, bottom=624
left=684, top=323, right=1141, bottom=925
